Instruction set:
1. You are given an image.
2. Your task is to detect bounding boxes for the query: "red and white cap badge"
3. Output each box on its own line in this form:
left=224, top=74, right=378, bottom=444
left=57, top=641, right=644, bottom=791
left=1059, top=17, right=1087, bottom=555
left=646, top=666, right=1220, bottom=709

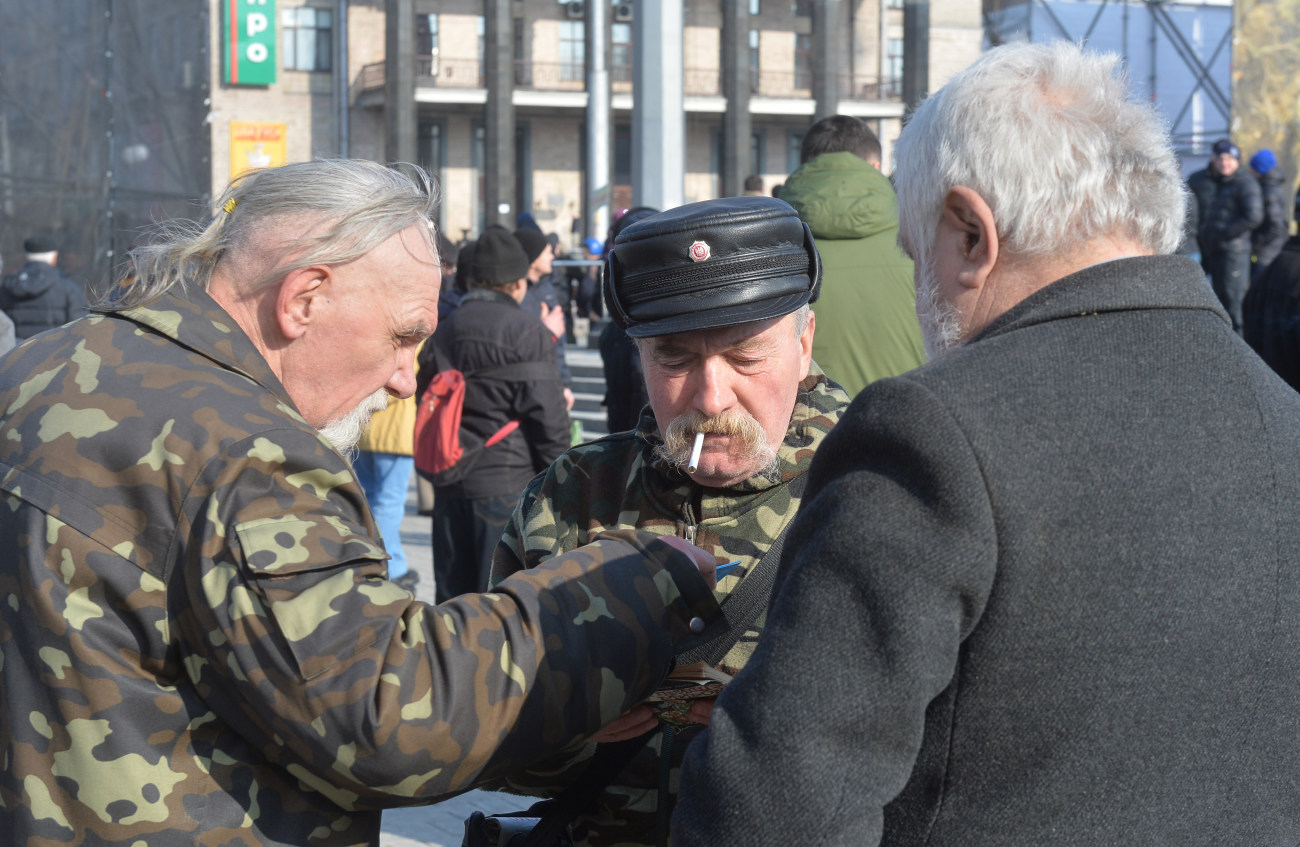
left=689, top=240, right=711, bottom=262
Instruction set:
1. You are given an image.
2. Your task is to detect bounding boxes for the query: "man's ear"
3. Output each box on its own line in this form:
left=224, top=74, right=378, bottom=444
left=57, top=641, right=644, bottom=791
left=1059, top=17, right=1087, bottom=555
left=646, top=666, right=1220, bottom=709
left=796, top=308, right=816, bottom=380
left=942, top=186, right=999, bottom=291
left=275, top=266, right=329, bottom=340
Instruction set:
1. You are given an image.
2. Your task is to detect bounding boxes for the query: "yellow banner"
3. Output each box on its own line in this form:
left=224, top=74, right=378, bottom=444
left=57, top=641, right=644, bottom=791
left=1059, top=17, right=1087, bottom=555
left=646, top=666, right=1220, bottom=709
left=230, top=122, right=287, bottom=178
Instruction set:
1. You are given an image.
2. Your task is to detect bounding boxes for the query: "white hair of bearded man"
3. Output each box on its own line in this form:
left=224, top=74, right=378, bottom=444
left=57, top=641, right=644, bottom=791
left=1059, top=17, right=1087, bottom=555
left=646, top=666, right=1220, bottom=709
left=894, top=41, right=1185, bottom=276
left=319, top=388, right=392, bottom=455
left=915, top=250, right=964, bottom=360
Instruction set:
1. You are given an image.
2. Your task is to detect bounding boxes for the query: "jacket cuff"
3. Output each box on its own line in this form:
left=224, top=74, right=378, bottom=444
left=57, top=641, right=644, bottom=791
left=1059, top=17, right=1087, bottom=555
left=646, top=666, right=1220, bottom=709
left=590, top=529, right=727, bottom=655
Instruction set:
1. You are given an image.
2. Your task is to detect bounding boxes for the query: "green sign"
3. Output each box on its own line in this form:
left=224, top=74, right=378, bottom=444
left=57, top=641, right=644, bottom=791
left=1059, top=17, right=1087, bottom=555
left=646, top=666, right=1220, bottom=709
left=224, top=0, right=277, bottom=86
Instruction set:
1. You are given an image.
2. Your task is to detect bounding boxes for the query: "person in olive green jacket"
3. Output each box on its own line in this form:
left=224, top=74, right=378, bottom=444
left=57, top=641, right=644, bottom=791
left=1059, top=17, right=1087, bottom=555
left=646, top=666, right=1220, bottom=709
left=780, top=115, right=926, bottom=396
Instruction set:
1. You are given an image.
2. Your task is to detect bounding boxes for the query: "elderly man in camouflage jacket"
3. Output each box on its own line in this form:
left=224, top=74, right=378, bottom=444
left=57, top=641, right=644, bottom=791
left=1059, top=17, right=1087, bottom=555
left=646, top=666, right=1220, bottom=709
left=490, top=197, right=852, bottom=846
left=0, top=160, right=725, bottom=846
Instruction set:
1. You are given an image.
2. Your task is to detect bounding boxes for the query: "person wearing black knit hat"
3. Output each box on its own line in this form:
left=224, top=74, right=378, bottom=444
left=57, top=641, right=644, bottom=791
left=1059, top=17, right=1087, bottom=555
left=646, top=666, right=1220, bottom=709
left=488, top=196, right=852, bottom=847
left=0, top=232, right=87, bottom=341
left=418, top=224, right=571, bottom=603
left=514, top=226, right=574, bottom=409
left=1198, top=138, right=1263, bottom=332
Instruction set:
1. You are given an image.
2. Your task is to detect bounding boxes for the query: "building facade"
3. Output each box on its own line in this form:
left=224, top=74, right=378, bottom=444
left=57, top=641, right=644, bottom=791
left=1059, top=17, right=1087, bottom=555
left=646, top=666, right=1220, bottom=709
left=210, top=0, right=981, bottom=248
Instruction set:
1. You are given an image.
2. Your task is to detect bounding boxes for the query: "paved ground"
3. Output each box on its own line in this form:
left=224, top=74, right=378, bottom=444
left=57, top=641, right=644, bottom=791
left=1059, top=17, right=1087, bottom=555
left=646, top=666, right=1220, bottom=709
left=377, top=480, right=542, bottom=847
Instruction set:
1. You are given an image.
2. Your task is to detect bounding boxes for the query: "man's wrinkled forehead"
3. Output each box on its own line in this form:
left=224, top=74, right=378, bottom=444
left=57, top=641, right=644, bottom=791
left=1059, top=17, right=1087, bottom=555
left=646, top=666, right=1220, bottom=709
left=643, top=314, right=789, bottom=357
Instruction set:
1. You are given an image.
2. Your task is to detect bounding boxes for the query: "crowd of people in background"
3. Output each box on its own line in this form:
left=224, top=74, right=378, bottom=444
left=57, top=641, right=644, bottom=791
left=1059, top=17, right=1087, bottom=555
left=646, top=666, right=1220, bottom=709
left=6, top=39, right=1300, bottom=845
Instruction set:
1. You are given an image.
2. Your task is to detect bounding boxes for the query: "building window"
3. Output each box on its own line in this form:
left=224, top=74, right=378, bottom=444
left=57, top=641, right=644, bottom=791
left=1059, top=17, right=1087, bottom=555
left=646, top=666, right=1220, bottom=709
left=478, top=16, right=486, bottom=69
left=749, top=0, right=761, bottom=15
left=560, top=21, right=585, bottom=82
left=794, top=33, right=811, bottom=89
left=886, top=0, right=904, bottom=8
left=612, top=23, right=632, bottom=83
left=282, top=7, right=332, bottom=72
left=787, top=130, right=804, bottom=173
left=514, top=17, right=530, bottom=85
left=615, top=124, right=633, bottom=187
left=751, top=130, right=765, bottom=177
left=472, top=123, right=486, bottom=235
left=416, top=14, right=438, bottom=77
left=418, top=119, right=446, bottom=228
left=749, top=29, right=760, bottom=93
left=887, top=37, right=904, bottom=84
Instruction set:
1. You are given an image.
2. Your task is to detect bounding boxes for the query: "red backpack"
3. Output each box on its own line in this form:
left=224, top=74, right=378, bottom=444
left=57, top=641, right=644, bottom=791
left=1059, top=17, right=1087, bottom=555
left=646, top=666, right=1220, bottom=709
left=413, top=356, right=555, bottom=487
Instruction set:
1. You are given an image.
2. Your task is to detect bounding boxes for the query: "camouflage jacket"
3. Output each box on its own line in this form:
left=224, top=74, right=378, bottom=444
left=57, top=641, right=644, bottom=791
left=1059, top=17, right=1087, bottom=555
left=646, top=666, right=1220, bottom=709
left=491, top=370, right=850, bottom=846
left=0, top=288, right=723, bottom=847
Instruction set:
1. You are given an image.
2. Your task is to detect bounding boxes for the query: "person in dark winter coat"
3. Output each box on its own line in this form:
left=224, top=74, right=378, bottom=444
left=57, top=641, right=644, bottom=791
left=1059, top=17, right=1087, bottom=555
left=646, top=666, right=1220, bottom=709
left=1199, top=140, right=1263, bottom=331
left=597, top=207, right=659, bottom=433
left=675, top=42, right=1300, bottom=846
left=1243, top=230, right=1300, bottom=391
left=1249, top=148, right=1289, bottom=281
left=0, top=234, right=87, bottom=340
left=418, top=226, right=572, bottom=602
left=515, top=227, right=574, bottom=408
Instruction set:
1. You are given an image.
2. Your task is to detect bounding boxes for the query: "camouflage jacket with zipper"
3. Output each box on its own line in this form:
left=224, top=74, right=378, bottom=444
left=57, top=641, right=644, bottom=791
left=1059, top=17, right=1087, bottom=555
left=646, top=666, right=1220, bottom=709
left=0, top=287, right=723, bottom=847
left=491, top=368, right=850, bottom=846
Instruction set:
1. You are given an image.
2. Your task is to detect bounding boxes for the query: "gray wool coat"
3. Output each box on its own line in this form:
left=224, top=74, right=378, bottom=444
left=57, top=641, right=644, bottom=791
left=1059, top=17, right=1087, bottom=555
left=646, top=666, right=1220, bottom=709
left=674, top=254, right=1300, bottom=845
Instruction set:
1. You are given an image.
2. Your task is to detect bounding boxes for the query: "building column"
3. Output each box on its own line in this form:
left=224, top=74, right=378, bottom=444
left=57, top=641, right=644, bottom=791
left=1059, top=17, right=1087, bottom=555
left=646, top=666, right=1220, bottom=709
left=586, top=0, right=612, bottom=241
left=721, top=0, right=751, bottom=197
left=632, top=0, right=684, bottom=211
left=484, top=0, right=515, bottom=229
left=811, top=0, right=839, bottom=121
left=384, top=0, right=415, bottom=163
left=903, top=0, right=929, bottom=113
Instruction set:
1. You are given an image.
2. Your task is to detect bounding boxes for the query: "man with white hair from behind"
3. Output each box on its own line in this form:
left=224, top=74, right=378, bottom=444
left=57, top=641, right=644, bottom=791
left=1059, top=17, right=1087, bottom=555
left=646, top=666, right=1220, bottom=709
left=675, top=40, right=1300, bottom=845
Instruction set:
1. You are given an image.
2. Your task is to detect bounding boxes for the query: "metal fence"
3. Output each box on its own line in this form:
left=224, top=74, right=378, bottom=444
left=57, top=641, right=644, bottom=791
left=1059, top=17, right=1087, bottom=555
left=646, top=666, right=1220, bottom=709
left=0, top=0, right=211, bottom=295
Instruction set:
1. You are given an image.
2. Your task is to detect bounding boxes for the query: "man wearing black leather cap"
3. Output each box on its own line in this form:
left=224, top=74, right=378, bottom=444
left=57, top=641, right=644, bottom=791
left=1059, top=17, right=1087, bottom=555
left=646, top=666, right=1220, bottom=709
left=487, top=196, right=852, bottom=846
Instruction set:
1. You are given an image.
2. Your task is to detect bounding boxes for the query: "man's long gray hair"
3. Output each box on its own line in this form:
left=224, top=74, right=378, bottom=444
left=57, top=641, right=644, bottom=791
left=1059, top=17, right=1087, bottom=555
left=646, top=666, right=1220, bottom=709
left=894, top=41, right=1186, bottom=270
left=104, top=159, right=440, bottom=310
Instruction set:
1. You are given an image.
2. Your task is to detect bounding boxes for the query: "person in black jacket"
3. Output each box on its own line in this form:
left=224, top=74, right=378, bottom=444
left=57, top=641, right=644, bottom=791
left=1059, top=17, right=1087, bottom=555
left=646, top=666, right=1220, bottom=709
left=0, top=234, right=87, bottom=340
left=1199, top=140, right=1263, bottom=332
left=676, top=41, right=1300, bottom=846
left=419, top=226, right=572, bottom=602
left=1243, top=230, right=1300, bottom=391
left=1249, top=148, right=1289, bottom=281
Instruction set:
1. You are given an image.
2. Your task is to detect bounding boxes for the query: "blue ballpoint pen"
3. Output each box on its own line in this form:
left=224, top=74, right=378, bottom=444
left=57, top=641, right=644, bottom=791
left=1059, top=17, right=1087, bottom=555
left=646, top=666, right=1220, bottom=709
left=715, top=559, right=743, bottom=578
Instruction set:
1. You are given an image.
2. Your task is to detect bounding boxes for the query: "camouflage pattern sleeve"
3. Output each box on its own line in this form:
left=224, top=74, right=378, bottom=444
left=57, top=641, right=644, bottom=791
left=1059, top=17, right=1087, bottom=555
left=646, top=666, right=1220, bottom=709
left=176, top=432, right=724, bottom=808
left=0, top=300, right=724, bottom=845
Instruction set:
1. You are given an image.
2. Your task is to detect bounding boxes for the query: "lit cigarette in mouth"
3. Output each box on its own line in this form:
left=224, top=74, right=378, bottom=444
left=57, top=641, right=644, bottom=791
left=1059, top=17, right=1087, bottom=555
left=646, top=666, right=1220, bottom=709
left=686, top=431, right=705, bottom=474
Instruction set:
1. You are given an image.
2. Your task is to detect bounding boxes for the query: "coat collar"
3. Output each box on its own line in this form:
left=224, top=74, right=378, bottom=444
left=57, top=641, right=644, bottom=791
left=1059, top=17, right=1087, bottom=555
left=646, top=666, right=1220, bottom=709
left=104, top=286, right=295, bottom=411
left=972, top=254, right=1229, bottom=347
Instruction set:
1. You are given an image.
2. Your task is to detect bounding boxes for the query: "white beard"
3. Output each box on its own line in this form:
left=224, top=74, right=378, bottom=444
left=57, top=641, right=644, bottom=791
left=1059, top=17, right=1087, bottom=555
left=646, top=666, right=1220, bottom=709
left=319, top=388, right=392, bottom=455
left=915, top=251, right=964, bottom=361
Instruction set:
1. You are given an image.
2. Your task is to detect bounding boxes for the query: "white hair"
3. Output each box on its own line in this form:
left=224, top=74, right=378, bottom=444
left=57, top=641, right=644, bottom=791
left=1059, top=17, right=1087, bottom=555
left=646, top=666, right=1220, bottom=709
left=106, top=159, right=440, bottom=310
left=894, top=41, right=1186, bottom=268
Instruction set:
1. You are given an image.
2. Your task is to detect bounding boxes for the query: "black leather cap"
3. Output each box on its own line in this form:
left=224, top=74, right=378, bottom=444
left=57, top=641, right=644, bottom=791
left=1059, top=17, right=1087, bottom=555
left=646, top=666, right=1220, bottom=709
left=604, top=196, right=821, bottom=338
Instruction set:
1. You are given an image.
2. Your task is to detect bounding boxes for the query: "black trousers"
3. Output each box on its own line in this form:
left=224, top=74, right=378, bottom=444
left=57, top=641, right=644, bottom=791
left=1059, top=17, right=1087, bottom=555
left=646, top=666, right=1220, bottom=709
left=1206, top=247, right=1251, bottom=333
left=430, top=493, right=516, bottom=603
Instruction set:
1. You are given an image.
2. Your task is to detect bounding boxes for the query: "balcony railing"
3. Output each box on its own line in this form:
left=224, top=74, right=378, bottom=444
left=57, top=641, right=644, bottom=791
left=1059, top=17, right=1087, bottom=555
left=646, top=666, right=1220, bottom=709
left=359, top=60, right=485, bottom=91
left=359, top=61, right=898, bottom=102
left=842, top=74, right=903, bottom=101
left=684, top=67, right=721, bottom=96
left=514, top=60, right=587, bottom=90
left=417, top=56, right=486, bottom=88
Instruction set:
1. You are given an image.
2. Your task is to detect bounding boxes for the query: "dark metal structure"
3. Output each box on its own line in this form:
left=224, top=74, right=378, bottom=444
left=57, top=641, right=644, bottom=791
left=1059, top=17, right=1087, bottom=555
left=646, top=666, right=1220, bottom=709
left=982, top=0, right=1233, bottom=159
left=0, top=0, right=211, bottom=294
